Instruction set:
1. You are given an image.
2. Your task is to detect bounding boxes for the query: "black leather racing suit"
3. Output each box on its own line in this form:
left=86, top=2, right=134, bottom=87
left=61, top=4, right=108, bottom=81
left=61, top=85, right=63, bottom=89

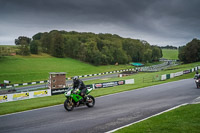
left=73, top=79, right=87, bottom=96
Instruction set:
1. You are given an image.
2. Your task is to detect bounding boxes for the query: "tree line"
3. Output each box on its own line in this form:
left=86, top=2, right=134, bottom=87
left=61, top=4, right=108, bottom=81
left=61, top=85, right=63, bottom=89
left=178, top=38, right=200, bottom=63
left=15, top=30, right=162, bottom=65
left=160, top=45, right=177, bottom=49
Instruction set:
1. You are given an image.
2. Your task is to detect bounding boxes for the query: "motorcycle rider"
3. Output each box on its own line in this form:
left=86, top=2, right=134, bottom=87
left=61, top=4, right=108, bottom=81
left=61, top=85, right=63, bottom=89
left=73, top=76, right=87, bottom=104
left=194, top=71, right=200, bottom=79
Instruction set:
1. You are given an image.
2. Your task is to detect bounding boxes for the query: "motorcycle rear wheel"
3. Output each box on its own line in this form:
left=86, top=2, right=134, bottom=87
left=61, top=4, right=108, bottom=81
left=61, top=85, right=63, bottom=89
left=86, top=95, right=95, bottom=108
left=197, top=84, right=200, bottom=88
left=64, top=98, right=75, bottom=111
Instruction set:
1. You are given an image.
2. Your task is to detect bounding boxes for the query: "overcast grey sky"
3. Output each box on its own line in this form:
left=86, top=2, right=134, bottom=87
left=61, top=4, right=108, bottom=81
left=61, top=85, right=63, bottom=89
left=0, top=0, right=200, bottom=46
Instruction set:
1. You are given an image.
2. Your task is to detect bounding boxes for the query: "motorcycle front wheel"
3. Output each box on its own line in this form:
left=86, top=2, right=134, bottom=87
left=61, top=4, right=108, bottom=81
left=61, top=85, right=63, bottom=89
left=64, top=98, right=75, bottom=111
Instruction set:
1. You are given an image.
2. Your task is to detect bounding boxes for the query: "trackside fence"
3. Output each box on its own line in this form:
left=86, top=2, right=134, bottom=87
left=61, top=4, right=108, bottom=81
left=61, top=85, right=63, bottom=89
left=0, top=89, right=51, bottom=103
left=0, top=79, right=135, bottom=103
left=0, top=68, right=135, bottom=89
left=161, top=66, right=200, bottom=80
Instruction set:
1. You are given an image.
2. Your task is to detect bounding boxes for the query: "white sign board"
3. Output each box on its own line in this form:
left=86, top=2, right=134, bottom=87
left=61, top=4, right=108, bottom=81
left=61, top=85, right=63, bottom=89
left=4, top=80, right=10, bottom=84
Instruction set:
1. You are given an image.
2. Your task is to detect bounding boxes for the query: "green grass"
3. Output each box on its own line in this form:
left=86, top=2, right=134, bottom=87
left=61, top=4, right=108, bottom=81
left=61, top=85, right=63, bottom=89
left=162, top=49, right=178, bottom=60
left=0, top=54, right=132, bottom=84
left=0, top=45, right=18, bottom=48
left=115, top=103, right=200, bottom=133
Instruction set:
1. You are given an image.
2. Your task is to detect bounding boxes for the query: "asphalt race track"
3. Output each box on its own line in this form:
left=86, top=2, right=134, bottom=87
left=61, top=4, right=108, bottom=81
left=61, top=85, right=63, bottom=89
left=0, top=78, right=200, bottom=133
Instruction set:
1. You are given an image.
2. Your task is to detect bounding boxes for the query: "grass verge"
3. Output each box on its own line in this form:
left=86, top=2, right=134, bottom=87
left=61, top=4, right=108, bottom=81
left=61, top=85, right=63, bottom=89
left=162, top=49, right=178, bottom=60
left=115, top=103, right=200, bottom=133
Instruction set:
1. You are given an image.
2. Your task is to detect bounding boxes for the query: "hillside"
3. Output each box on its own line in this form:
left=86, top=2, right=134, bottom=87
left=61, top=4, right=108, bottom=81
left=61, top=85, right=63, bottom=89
left=162, top=49, right=178, bottom=60
left=0, top=54, right=132, bottom=83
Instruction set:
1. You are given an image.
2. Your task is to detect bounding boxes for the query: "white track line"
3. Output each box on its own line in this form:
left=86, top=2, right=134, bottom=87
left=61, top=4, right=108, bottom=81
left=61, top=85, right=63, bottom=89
left=106, top=103, right=188, bottom=133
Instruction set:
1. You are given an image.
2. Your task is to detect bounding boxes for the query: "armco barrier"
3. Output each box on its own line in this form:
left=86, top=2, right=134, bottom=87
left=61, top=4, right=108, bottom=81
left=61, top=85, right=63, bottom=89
left=161, top=66, right=200, bottom=81
left=67, top=69, right=135, bottom=80
left=3, top=69, right=135, bottom=88
left=0, top=89, right=51, bottom=103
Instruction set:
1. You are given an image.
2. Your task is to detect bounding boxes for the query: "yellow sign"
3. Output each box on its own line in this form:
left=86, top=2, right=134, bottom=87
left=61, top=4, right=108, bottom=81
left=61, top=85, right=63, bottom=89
left=34, top=90, right=48, bottom=96
left=13, top=93, right=29, bottom=100
left=0, top=95, right=7, bottom=102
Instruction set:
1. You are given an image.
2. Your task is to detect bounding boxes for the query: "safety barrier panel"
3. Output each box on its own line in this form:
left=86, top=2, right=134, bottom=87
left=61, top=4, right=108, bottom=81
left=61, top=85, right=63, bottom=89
left=161, top=75, right=167, bottom=80
left=125, top=79, right=135, bottom=84
left=161, top=66, right=200, bottom=81
left=0, top=89, right=51, bottom=103
left=170, top=73, right=175, bottom=78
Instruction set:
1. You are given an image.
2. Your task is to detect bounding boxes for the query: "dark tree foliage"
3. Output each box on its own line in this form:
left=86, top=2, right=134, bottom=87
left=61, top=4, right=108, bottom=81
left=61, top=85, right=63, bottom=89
left=28, top=30, right=162, bottom=65
left=30, top=40, right=39, bottom=54
left=15, top=36, right=31, bottom=56
left=51, top=31, right=64, bottom=58
left=178, top=38, right=200, bottom=63
left=15, top=36, right=31, bottom=45
left=160, top=45, right=177, bottom=49
left=32, top=33, right=43, bottom=40
left=152, top=46, right=162, bottom=61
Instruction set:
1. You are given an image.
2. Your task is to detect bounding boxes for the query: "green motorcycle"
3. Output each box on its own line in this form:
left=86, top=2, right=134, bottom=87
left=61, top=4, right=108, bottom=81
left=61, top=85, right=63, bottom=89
left=64, top=87, right=95, bottom=111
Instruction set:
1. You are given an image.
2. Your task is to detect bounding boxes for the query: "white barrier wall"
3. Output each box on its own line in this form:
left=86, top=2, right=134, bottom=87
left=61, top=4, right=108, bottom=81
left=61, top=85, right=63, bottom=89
left=125, top=79, right=134, bottom=84
left=161, top=74, right=167, bottom=80
left=160, top=66, right=200, bottom=81
left=170, top=73, right=175, bottom=78
left=0, top=89, right=51, bottom=103
left=174, top=71, right=183, bottom=77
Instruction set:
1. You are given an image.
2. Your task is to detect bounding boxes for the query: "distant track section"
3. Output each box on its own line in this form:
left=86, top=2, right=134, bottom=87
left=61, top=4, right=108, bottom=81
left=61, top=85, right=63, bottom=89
left=1, top=68, right=134, bottom=89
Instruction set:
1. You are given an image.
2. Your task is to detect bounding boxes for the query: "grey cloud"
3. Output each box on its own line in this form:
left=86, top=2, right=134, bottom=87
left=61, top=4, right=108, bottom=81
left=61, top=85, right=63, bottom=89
left=0, top=0, right=200, bottom=46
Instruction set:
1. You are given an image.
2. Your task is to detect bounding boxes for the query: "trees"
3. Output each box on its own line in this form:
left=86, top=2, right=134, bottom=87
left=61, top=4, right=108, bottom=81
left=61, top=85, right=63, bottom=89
left=15, top=36, right=31, bottom=46
left=30, top=40, right=40, bottom=54
left=178, top=46, right=186, bottom=62
left=26, top=30, right=163, bottom=65
left=151, top=46, right=162, bottom=61
left=143, top=49, right=152, bottom=63
left=160, top=45, right=177, bottom=49
left=41, top=32, right=52, bottom=53
left=15, top=36, right=31, bottom=56
left=178, top=38, right=200, bottom=63
left=51, top=32, right=64, bottom=58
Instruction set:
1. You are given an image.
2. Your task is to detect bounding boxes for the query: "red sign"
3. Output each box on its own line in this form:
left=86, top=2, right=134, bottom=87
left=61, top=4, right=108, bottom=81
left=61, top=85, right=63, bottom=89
left=118, top=81, right=124, bottom=85
left=95, top=84, right=103, bottom=88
